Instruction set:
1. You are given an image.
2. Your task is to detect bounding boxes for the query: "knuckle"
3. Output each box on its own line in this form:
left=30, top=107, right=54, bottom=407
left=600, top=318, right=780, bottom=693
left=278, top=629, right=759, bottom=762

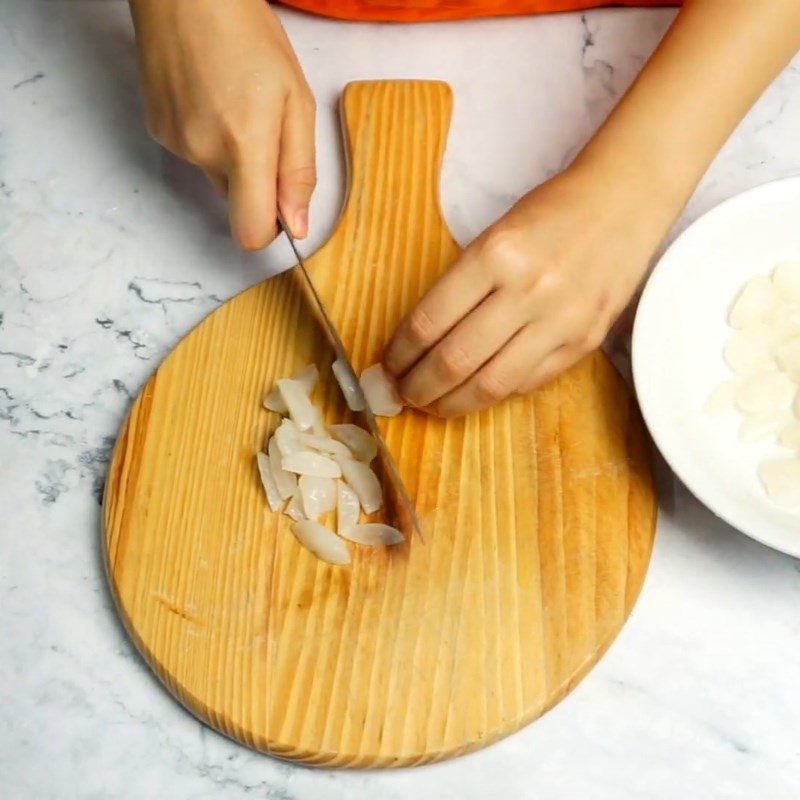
left=284, top=164, right=317, bottom=190
left=476, top=371, right=512, bottom=403
left=436, top=343, right=471, bottom=381
left=297, top=88, right=317, bottom=116
left=481, top=228, right=529, bottom=283
left=532, top=268, right=564, bottom=297
left=222, top=118, right=262, bottom=156
left=406, top=307, right=437, bottom=347
left=181, top=126, right=217, bottom=167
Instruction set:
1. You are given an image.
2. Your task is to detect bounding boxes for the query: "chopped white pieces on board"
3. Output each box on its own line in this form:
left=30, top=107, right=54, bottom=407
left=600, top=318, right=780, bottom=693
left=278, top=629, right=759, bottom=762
left=758, top=458, right=800, bottom=511
left=299, top=432, right=352, bottom=460
left=268, top=436, right=297, bottom=500
left=299, top=475, right=337, bottom=521
left=274, top=418, right=302, bottom=457
left=337, top=457, right=383, bottom=514
left=707, top=264, right=800, bottom=512
left=359, top=363, right=404, bottom=417
left=277, top=377, right=317, bottom=430
left=312, top=410, right=328, bottom=438
left=281, top=451, right=342, bottom=479
left=256, top=451, right=283, bottom=512
left=284, top=490, right=305, bottom=521
left=339, top=523, right=405, bottom=547
left=264, top=364, right=318, bottom=413
left=256, top=358, right=412, bottom=564
left=291, top=521, right=352, bottom=565
left=329, top=423, right=378, bottom=463
left=337, top=480, right=360, bottom=536
left=332, top=358, right=365, bottom=412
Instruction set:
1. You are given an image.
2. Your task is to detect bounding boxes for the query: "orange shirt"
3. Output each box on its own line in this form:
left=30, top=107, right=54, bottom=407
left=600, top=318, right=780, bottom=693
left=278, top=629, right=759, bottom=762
left=277, top=0, right=678, bottom=23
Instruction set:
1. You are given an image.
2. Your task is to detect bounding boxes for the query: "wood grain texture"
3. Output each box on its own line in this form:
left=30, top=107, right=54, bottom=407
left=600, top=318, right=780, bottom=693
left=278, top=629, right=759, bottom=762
left=104, top=80, right=657, bottom=768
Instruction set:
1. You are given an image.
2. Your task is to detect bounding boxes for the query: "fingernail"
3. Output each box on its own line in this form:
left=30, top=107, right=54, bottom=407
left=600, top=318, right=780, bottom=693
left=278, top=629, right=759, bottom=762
left=294, top=208, right=308, bottom=239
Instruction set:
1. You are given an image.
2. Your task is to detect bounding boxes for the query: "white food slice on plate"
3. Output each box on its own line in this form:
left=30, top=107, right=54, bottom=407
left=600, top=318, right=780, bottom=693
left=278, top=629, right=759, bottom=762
left=281, top=451, right=342, bottom=479
left=264, top=364, right=319, bottom=413
left=778, top=419, right=800, bottom=453
left=284, top=490, right=305, bottom=521
left=360, top=363, right=404, bottom=417
left=779, top=421, right=800, bottom=451
left=704, top=379, right=739, bottom=416
left=329, top=423, right=378, bottom=463
left=256, top=451, right=283, bottom=512
left=339, top=523, right=405, bottom=547
left=739, top=411, right=790, bottom=443
left=775, top=336, right=800, bottom=382
left=774, top=304, right=800, bottom=339
left=336, top=480, right=360, bottom=535
left=291, top=520, right=351, bottom=565
left=336, top=456, right=383, bottom=514
left=723, top=328, right=775, bottom=375
left=757, top=457, right=800, bottom=511
left=274, top=418, right=303, bottom=457
left=728, top=276, right=777, bottom=329
left=735, top=371, right=795, bottom=415
left=332, top=358, right=365, bottom=412
left=277, top=377, right=317, bottom=430
left=299, top=432, right=352, bottom=460
left=299, top=475, right=337, bottom=521
left=268, top=436, right=297, bottom=499
left=772, top=261, right=800, bottom=304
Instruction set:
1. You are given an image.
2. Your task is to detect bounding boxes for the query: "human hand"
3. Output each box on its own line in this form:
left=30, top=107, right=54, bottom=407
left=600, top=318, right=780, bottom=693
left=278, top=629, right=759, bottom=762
left=130, top=0, right=316, bottom=249
left=383, top=165, right=677, bottom=417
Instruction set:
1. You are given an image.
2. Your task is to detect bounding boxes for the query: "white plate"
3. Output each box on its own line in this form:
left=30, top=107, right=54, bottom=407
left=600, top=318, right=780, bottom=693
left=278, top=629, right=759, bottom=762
left=632, top=176, right=800, bottom=557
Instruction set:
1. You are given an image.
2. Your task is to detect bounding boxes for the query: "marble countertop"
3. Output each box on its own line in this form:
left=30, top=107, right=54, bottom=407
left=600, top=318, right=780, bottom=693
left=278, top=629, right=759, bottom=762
left=3, top=1, right=800, bottom=797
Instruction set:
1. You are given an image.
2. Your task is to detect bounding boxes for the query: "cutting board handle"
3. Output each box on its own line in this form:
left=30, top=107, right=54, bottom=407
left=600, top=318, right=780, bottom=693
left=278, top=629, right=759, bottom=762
left=337, top=80, right=456, bottom=242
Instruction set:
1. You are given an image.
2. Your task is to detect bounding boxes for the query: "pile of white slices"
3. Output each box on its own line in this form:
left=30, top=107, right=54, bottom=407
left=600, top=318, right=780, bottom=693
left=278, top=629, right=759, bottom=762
left=705, top=261, right=800, bottom=510
left=256, top=361, right=406, bottom=564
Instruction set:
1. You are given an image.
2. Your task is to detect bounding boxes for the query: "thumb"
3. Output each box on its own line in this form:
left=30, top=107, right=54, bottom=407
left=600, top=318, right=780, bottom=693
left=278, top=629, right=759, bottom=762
left=277, top=90, right=317, bottom=239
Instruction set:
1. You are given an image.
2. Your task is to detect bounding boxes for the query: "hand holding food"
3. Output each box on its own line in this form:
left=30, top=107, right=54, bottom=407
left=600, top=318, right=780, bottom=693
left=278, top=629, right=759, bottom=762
left=383, top=167, right=674, bottom=417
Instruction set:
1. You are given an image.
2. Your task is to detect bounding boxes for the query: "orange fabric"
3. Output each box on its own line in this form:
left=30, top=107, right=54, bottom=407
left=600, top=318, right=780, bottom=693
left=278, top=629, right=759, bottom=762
left=277, top=0, right=679, bottom=23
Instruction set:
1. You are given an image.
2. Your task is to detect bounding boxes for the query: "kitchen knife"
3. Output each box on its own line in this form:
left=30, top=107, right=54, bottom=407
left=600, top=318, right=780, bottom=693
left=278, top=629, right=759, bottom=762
left=277, top=213, right=424, bottom=542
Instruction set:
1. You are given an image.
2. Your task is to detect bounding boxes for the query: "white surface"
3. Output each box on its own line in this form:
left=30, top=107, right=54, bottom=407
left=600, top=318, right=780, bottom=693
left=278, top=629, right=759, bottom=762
left=4, top=2, right=800, bottom=798
left=633, top=177, right=800, bottom=556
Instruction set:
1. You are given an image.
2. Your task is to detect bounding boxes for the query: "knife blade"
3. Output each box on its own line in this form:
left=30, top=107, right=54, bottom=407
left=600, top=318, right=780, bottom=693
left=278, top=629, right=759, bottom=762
left=277, top=213, right=424, bottom=542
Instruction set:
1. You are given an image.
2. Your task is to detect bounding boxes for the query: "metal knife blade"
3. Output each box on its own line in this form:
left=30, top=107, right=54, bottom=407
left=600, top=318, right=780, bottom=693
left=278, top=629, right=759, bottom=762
left=277, top=214, right=424, bottom=542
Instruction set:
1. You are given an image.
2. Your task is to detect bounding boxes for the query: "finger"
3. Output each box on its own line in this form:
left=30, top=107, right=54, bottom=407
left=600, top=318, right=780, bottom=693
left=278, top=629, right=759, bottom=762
left=227, top=134, right=280, bottom=251
left=516, top=344, right=586, bottom=395
left=383, top=251, right=495, bottom=378
left=205, top=168, right=229, bottom=197
left=398, top=288, right=528, bottom=409
left=431, top=323, right=566, bottom=418
left=278, top=90, right=316, bottom=239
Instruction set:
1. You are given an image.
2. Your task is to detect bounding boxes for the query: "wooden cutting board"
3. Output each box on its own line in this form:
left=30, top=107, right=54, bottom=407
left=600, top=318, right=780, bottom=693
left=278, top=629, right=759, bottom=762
left=104, top=80, right=657, bottom=768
